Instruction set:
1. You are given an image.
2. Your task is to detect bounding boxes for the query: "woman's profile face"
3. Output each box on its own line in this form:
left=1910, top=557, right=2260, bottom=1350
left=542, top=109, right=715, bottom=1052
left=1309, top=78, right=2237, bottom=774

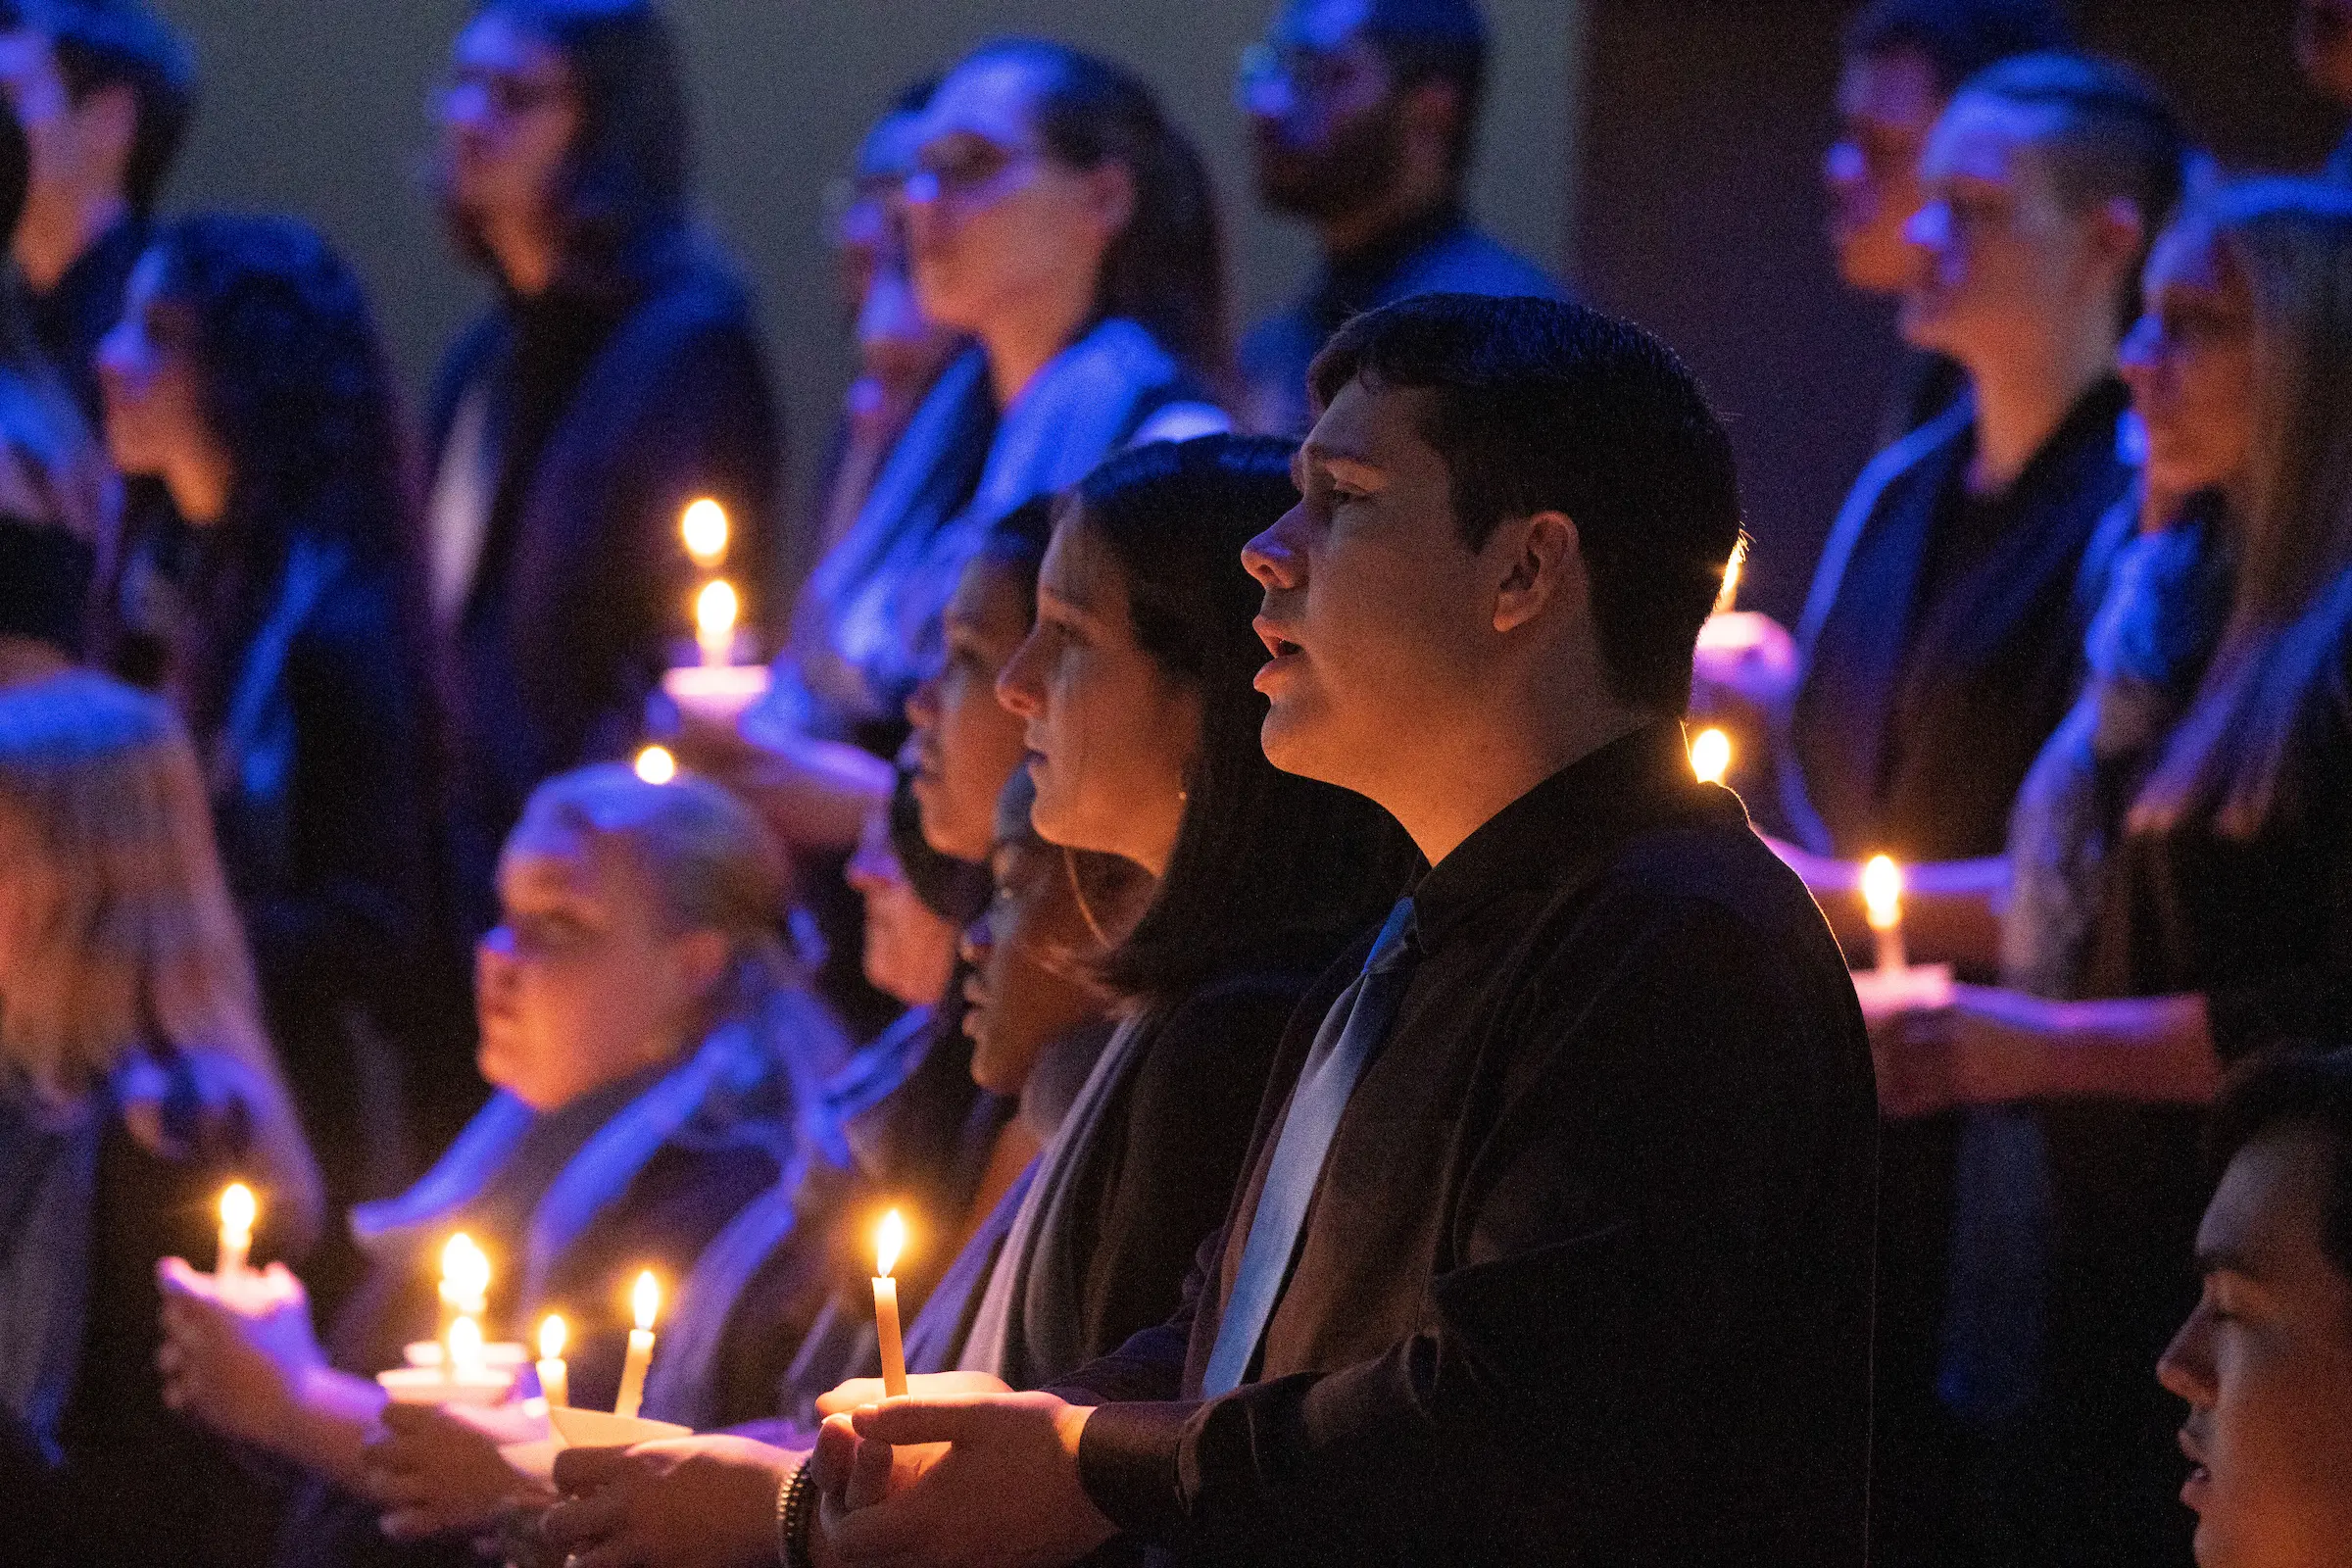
left=96, top=252, right=218, bottom=501
left=907, top=557, right=1034, bottom=863
left=2118, top=225, right=2258, bottom=510
left=438, top=10, right=579, bottom=242
left=960, top=835, right=1122, bottom=1098
left=903, top=55, right=1131, bottom=344
left=475, top=834, right=721, bottom=1111
left=1900, top=95, right=2124, bottom=369
left=996, top=516, right=1200, bottom=873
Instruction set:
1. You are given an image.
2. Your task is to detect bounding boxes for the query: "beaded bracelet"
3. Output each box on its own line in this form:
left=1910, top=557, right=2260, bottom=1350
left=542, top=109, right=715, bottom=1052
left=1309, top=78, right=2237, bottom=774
left=778, top=1460, right=819, bottom=1568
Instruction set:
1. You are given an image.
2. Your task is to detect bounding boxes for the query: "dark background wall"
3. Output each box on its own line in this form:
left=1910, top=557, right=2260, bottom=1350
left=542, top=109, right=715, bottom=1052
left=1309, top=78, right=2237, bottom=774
left=1574, top=0, right=2345, bottom=626
left=149, top=0, right=1579, bottom=557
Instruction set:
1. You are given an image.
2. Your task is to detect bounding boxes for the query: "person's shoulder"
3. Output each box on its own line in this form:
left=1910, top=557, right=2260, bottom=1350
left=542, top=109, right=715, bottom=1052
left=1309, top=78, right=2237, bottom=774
left=1389, top=224, right=1565, bottom=305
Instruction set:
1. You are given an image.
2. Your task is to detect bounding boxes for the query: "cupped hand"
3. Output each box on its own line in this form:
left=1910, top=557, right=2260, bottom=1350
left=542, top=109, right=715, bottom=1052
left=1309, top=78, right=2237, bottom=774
left=542, top=1434, right=800, bottom=1568
left=363, top=1400, right=552, bottom=1542
left=155, top=1257, right=321, bottom=1446
left=815, top=1369, right=1009, bottom=1420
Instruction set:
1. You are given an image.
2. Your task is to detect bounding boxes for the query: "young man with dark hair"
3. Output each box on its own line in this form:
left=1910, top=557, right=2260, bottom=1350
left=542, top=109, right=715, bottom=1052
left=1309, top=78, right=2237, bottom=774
left=1826, top=0, right=2071, bottom=441
left=2160, top=1047, right=2352, bottom=1568
left=793, top=292, right=1879, bottom=1567
left=0, top=0, right=192, bottom=418
left=1235, top=0, right=1562, bottom=435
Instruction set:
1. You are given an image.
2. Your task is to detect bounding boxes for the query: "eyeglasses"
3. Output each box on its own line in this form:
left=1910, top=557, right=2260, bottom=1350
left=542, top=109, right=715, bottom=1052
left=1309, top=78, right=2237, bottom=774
left=905, top=135, right=1040, bottom=208
left=433, top=67, right=570, bottom=123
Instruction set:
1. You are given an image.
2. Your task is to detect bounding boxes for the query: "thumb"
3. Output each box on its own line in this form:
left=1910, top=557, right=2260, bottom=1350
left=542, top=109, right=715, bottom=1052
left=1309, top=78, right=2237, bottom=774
left=849, top=1396, right=998, bottom=1446
left=552, top=1443, right=638, bottom=1496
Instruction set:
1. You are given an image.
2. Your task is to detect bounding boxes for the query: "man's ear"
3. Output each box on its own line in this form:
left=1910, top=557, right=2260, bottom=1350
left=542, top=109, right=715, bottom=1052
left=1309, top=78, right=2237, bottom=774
left=1398, top=77, right=1462, bottom=169
left=1492, top=510, right=1580, bottom=635
left=2089, top=195, right=2148, bottom=291
left=671, top=928, right=734, bottom=1000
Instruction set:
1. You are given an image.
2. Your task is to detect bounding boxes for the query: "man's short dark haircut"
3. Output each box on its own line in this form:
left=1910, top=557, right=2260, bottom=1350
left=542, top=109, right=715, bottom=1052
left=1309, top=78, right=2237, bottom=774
left=1307, top=293, right=1742, bottom=715
left=2210, top=1046, right=2352, bottom=1288
left=1842, top=0, right=2074, bottom=97
left=24, top=0, right=196, bottom=218
left=1359, top=0, right=1488, bottom=176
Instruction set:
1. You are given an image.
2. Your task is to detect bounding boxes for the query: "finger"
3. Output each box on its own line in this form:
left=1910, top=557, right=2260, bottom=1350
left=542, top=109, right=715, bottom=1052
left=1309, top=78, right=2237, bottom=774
left=829, top=1487, right=943, bottom=1564
left=538, top=1488, right=628, bottom=1549
left=552, top=1444, right=640, bottom=1496
left=850, top=1397, right=992, bottom=1446
left=566, top=1539, right=650, bottom=1568
left=843, top=1436, right=894, bottom=1512
left=810, top=1413, right=858, bottom=1499
left=814, top=1377, right=887, bottom=1419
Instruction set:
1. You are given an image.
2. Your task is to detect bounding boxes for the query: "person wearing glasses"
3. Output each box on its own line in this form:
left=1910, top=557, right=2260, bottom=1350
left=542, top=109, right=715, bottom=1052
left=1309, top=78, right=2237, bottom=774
left=1234, top=0, right=1561, bottom=436
left=423, top=0, right=785, bottom=945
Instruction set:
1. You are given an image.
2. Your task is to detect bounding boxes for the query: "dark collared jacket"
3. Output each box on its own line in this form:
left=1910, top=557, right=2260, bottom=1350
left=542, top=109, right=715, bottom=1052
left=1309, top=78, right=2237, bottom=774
left=1063, top=723, right=1880, bottom=1567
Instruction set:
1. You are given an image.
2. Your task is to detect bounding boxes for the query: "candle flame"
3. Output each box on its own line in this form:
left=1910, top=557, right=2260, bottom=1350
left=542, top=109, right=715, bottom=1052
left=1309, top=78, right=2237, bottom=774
left=220, top=1182, right=256, bottom=1238
left=634, top=745, right=677, bottom=785
left=681, top=498, right=728, bottom=567
left=1862, top=855, right=1904, bottom=933
left=876, top=1209, right=906, bottom=1280
left=539, top=1313, right=566, bottom=1360
left=695, top=579, right=739, bottom=643
left=631, top=1270, right=661, bottom=1333
left=1689, top=727, right=1732, bottom=786
left=449, top=1313, right=484, bottom=1372
left=441, top=1233, right=490, bottom=1300
left=1714, top=538, right=1747, bottom=615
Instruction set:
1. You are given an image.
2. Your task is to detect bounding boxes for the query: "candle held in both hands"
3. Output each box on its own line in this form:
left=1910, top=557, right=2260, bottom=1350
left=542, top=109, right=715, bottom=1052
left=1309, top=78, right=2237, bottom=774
left=873, top=1208, right=908, bottom=1398
left=1862, top=855, right=1906, bottom=976
left=537, top=1314, right=568, bottom=1409
left=613, top=1271, right=660, bottom=1420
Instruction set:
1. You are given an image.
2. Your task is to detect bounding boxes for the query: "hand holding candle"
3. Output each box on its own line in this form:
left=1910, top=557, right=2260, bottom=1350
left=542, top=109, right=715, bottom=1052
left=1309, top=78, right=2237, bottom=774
left=613, top=1271, right=659, bottom=1420
left=536, top=1314, right=567, bottom=1409
left=680, top=498, right=728, bottom=570
left=872, top=1208, right=908, bottom=1398
left=217, top=1182, right=255, bottom=1287
left=1862, top=855, right=1906, bottom=976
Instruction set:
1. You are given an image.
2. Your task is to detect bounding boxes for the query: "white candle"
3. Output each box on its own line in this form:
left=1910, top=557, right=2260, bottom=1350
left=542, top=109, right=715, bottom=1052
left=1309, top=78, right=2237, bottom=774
left=681, top=498, right=729, bottom=570
left=448, top=1312, right=485, bottom=1378
left=1863, top=855, right=1907, bottom=976
left=695, top=579, right=739, bottom=669
left=873, top=1209, right=907, bottom=1398
left=613, top=1271, right=659, bottom=1420
left=217, top=1183, right=255, bottom=1286
left=437, top=1233, right=489, bottom=1340
left=536, top=1314, right=568, bottom=1409
left=1689, top=727, right=1732, bottom=787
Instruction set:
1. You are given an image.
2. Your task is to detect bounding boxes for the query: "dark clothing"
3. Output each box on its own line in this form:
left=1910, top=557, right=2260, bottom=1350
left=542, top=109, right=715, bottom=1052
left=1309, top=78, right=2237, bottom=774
left=1786, top=379, right=2133, bottom=864
left=1877, top=348, right=1968, bottom=452
left=182, top=528, right=451, bottom=1288
left=1240, top=206, right=1563, bottom=436
left=24, top=216, right=144, bottom=425
left=0, top=512, right=94, bottom=652
left=429, top=234, right=784, bottom=935
left=1063, top=723, right=1880, bottom=1566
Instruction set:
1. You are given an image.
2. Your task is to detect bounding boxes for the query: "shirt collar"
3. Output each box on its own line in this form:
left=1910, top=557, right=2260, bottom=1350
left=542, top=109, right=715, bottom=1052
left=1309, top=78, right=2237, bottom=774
left=1407, top=719, right=1742, bottom=954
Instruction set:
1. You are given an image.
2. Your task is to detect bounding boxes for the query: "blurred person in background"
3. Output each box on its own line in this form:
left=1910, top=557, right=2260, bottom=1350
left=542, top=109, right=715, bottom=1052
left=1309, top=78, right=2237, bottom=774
left=1235, top=0, right=1560, bottom=436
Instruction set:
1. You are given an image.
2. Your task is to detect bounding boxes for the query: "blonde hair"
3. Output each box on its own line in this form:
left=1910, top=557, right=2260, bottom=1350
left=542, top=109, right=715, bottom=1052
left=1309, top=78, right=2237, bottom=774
left=0, top=671, right=272, bottom=1103
left=506, top=763, right=803, bottom=1021
left=2133, top=181, right=2352, bottom=838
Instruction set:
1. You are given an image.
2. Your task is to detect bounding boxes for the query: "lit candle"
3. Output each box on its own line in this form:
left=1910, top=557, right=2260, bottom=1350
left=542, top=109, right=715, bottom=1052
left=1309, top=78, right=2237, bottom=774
left=1714, top=538, right=1747, bottom=615
left=448, top=1311, right=485, bottom=1379
left=681, top=498, right=729, bottom=570
left=438, top=1234, right=489, bottom=1339
left=872, top=1209, right=907, bottom=1398
left=695, top=579, right=739, bottom=669
left=536, top=1314, right=568, bottom=1409
left=633, top=745, right=677, bottom=785
left=1689, top=727, right=1732, bottom=787
left=614, top=1271, right=659, bottom=1420
left=1862, top=854, right=1907, bottom=976
left=217, top=1183, right=255, bottom=1286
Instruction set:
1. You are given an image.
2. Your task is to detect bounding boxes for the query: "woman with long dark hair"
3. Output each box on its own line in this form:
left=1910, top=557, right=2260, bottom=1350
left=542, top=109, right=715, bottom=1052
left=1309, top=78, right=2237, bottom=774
left=425, top=0, right=784, bottom=933
left=96, top=213, right=451, bottom=1287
